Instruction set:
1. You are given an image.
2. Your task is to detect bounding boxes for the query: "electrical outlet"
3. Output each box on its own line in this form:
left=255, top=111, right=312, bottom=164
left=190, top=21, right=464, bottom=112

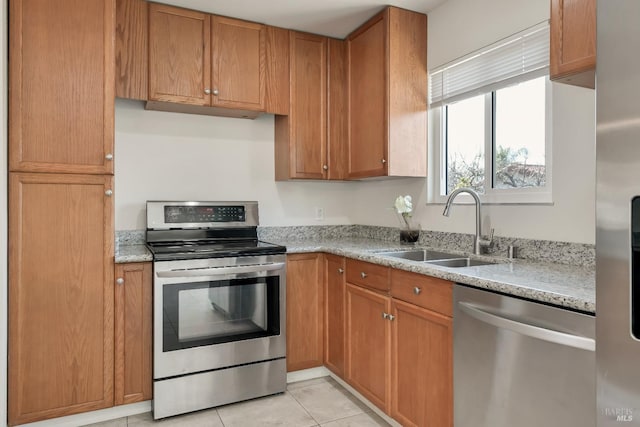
left=315, top=207, right=325, bottom=221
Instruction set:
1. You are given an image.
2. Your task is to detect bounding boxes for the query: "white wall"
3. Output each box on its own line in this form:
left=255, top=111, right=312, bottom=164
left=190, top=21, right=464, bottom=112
left=1, top=0, right=8, bottom=425
left=115, top=100, right=358, bottom=230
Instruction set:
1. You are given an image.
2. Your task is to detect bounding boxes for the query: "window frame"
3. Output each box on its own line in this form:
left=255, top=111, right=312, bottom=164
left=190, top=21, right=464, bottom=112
left=428, top=76, right=553, bottom=205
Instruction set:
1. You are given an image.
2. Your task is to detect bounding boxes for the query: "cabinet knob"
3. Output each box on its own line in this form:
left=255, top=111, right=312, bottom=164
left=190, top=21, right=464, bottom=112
left=105, top=153, right=113, bottom=160
left=338, top=268, right=344, bottom=274
left=360, top=272, right=367, bottom=279
left=323, top=164, right=328, bottom=171
left=204, top=88, right=211, bottom=94
left=413, top=287, right=422, bottom=295
left=116, top=278, right=124, bottom=285
left=213, top=89, right=219, bottom=96
left=388, top=314, right=395, bottom=321
left=105, top=189, right=113, bottom=197
left=381, top=159, right=386, bottom=164
left=382, top=312, right=389, bottom=319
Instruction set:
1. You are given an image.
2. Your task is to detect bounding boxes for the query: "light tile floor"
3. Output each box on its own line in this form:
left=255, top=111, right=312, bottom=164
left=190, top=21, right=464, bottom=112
left=85, top=377, right=390, bottom=427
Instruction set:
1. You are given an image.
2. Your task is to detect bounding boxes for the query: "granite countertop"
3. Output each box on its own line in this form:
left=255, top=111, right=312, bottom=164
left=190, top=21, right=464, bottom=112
left=272, top=238, right=595, bottom=314
left=115, top=237, right=595, bottom=313
left=115, top=244, right=153, bottom=263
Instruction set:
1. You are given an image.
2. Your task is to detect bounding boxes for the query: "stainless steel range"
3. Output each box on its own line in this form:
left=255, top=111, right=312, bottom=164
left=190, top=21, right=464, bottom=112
left=146, top=201, right=287, bottom=419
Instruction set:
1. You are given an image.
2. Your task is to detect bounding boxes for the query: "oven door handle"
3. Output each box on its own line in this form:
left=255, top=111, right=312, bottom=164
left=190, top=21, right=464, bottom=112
left=155, top=262, right=286, bottom=278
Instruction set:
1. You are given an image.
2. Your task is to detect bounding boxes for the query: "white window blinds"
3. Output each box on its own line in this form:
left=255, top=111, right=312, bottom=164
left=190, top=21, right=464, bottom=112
left=429, top=21, right=549, bottom=107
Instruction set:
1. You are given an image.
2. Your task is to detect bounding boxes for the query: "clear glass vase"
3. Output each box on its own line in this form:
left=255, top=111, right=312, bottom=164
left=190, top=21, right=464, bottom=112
left=397, top=214, right=420, bottom=244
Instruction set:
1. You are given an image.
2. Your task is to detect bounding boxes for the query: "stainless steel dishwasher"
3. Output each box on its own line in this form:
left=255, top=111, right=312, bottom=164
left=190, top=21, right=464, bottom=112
left=454, top=284, right=595, bottom=427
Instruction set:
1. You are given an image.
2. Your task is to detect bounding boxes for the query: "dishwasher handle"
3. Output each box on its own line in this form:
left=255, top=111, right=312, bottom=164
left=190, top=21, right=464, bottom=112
left=458, top=301, right=595, bottom=352
left=156, top=262, right=285, bottom=279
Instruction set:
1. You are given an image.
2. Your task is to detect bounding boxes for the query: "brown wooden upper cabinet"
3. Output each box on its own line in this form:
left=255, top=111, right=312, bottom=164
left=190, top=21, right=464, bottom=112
left=212, top=17, right=265, bottom=111
left=275, top=33, right=348, bottom=180
left=347, top=7, right=427, bottom=179
left=9, top=0, right=115, bottom=174
left=550, top=0, right=596, bottom=88
left=148, top=4, right=211, bottom=106
left=148, top=4, right=265, bottom=113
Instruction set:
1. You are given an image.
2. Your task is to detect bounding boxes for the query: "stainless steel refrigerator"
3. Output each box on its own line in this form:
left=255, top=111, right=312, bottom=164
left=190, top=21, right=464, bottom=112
left=596, top=1, right=640, bottom=425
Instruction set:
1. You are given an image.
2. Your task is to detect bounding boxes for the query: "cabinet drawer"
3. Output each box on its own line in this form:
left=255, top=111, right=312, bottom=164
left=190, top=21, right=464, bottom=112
left=390, top=269, right=452, bottom=317
left=346, top=259, right=389, bottom=292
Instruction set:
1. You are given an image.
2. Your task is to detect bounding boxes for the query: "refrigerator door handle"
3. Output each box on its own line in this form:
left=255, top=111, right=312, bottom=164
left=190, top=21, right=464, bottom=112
left=458, top=301, right=595, bottom=352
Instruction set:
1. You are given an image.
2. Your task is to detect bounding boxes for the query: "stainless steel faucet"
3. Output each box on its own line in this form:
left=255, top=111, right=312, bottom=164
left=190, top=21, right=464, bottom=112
left=443, top=187, right=494, bottom=255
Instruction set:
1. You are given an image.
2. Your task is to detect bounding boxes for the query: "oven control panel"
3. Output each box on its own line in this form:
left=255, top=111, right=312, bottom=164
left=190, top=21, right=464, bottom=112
left=165, top=205, right=245, bottom=223
left=147, top=201, right=258, bottom=230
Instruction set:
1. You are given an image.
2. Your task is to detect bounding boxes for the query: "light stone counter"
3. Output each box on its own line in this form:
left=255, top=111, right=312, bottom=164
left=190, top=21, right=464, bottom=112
left=272, top=238, right=595, bottom=314
left=114, top=234, right=595, bottom=313
left=115, top=244, right=152, bottom=263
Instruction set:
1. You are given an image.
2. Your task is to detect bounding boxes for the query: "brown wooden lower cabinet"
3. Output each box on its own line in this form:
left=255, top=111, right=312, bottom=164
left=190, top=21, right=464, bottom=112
left=324, top=254, right=345, bottom=376
left=345, top=283, right=391, bottom=412
left=8, top=173, right=114, bottom=426
left=391, top=299, right=453, bottom=427
left=114, top=262, right=153, bottom=405
left=286, top=253, right=324, bottom=371
left=341, top=258, right=453, bottom=425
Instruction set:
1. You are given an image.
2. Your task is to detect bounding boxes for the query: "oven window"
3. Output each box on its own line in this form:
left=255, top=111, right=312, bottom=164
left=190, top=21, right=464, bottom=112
left=162, top=277, right=280, bottom=352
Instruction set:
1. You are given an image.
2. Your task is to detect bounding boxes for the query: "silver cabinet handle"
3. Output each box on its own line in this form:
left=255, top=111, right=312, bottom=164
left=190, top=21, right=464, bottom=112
left=458, top=302, right=595, bottom=351
left=338, top=268, right=344, bottom=274
left=360, top=272, right=367, bottom=279
left=213, top=89, right=219, bottom=96
left=204, top=88, right=211, bottom=94
left=116, top=278, right=124, bottom=285
left=156, top=262, right=285, bottom=279
left=382, top=312, right=389, bottom=319
left=388, top=314, right=395, bottom=321
left=413, top=287, right=422, bottom=295
left=381, top=159, right=386, bottom=164
left=323, top=165, right=328, bottom=171
left=105, top=189, right=113, bottom=197
left=105, top=153, right=113, bottom=160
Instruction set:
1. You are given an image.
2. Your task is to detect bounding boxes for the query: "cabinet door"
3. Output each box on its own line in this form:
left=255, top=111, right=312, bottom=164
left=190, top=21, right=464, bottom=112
left=212, top=16, right=265, bottom=111
left=327, top=38, right=348, bottom=180
left=324, top=255, right=345, bottom=376
left=114, top=263, right=152, bottom=405
left=550, top=0, right=596, bottom=87
left=286, top=253, right=324, bottom=371
left=8, top=173, right=114, bottom=425
left=148, top=4, right=211, bottom=105
left=345, top=283, right=391, bottom=412
left=116, top=0, right=148, bottom=100
left=9, top=0, right=115, bottom=174
left=289, top=32, right=328, bottom=179
left=391, top=299, right=453, bottom=427
left=348, top=13, right=387, bottom=178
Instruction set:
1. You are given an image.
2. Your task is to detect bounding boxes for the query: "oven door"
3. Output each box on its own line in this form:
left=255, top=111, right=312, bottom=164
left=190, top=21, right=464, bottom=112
left=153, top=255, right=286, bottom=379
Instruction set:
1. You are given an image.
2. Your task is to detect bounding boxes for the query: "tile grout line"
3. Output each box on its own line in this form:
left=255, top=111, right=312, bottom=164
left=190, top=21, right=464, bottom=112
left=286, top=388, right=322, bottom=427
left=287, top=379, right=378, bottom=427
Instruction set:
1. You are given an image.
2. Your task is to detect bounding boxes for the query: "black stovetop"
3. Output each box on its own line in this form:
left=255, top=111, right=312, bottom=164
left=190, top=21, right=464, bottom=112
left=146, top=239, right=286, bottom=261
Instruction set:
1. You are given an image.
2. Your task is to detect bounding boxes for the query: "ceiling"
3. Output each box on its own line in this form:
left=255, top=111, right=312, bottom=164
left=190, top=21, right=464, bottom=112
left=152, top=0, right=447, bottom=39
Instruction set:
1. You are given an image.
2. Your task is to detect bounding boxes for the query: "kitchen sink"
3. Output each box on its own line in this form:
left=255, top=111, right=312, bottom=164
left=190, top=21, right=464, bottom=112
left=425, top=258, right=496, bottom=268
left=377, top=249, right=499, bottom=268
left=376, top=249, right=462, bottom=262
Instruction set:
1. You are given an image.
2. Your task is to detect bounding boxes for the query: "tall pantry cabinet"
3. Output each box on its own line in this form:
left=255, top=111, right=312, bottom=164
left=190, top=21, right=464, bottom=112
left=8, top=0, right=116, bottom=425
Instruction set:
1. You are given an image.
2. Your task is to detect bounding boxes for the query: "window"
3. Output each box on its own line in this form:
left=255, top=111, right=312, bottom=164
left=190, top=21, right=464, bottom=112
left=429, top=22, right=551, bottom=204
